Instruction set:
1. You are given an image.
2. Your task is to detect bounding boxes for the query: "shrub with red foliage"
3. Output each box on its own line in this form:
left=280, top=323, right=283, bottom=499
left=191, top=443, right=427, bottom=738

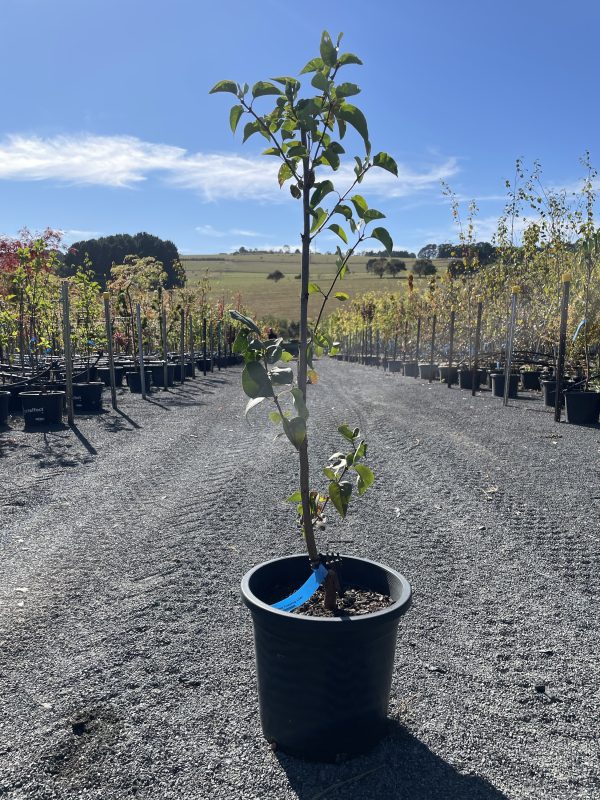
left=0, top=228, right=64, bottom=275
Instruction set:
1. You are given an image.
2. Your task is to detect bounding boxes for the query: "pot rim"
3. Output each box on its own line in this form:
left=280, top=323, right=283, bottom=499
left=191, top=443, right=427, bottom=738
left=19, top=390, right=66, bottom=397
left=241, top=553, right=411, bottom=625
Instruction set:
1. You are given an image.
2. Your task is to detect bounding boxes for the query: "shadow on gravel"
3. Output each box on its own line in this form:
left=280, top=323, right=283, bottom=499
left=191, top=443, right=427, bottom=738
left=68, top=423, right=98, bottom=456
left=277, top=725, right=508, bottom=800
left=113, top=408, right=141, bottom=430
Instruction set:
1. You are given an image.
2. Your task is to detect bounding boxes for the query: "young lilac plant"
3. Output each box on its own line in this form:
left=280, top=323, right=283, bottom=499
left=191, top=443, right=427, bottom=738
left=211, top=32, right=398, bottom=605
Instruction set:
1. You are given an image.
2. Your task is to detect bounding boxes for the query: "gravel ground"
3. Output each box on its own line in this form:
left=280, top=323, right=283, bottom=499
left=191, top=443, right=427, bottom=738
left=0, top=361, right=599, bottom=800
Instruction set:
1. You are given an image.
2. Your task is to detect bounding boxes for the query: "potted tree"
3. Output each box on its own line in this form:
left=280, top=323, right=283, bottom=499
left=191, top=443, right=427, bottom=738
left=211, top=32, right=411, bottom=762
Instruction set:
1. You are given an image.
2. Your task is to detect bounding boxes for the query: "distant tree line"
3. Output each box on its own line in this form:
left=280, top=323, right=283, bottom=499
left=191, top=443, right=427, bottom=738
left=63, top=232, right=185, bottom=288
left=366, top=258, right=407, bottom=278
left=361, top=248, right=416, bottom=258
left=417, top=241, right=497, bottom=265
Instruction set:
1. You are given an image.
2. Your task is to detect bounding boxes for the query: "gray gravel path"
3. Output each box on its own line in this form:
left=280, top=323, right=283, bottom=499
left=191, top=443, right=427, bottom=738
left=0, top=361, right=598, bottom=799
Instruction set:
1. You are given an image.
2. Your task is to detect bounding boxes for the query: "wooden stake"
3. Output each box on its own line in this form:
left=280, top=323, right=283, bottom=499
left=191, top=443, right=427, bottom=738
left=554, top=273, right=571, bottom=423
left=61, top=281, right=74, bottom=424
left=135, top=303, right=147, bottom=400
left=103, top=291, right=117, bottom=410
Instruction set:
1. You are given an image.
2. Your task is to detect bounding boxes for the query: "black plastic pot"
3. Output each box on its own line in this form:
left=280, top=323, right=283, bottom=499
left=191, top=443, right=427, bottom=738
left=73, top=365, right=98, bottom=382
left=520, top=370, right=541, bottom=391
left=541, top=379, right=566, bottom=407
left=438, top=366, right=458, bottom=385
left=147, top=363, right=175, bottom=388
left=72, top=382, right=104, bottom=412
left=20, top=391, right=65, bottom=426
left=458, top=368, right=479, bottom=390
left=97, top=366, right=124, bottom=387
left=241, top=554, right=411, bottom=762
left=0, top=391, right=9, bottom=423
left=403, top=361, right=419, bottom=377
left=387, top=360, right=403, bottom=373
left=490, top=372, right=519, bottom=398
left=564, top=390, right=600, bottom=425
left=196, top=357, right=212, bottom=372
left=127, top=371, right=152, bottom=393
left=418, top=363, right=438, bottom=381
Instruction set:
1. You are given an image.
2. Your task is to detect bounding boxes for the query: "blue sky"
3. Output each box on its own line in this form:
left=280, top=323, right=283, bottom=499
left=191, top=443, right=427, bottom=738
left=1, top=0, right=598, bottom=255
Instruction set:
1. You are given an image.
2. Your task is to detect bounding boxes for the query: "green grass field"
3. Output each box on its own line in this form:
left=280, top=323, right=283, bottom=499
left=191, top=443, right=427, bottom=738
left=182, top=253, right=445, bottom=321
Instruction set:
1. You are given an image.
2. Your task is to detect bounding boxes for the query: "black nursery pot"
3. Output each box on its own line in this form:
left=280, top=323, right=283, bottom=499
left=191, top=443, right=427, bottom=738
left=520, top=370, right=541, bottom=391
left=541, top=379, right=562, bottom=407
left=0, top=391, right=9, bottom=424
left=241, top=554, right=411, bottom=762
left=402, top=361, right=419, bottom=377
left=72, top=382, right=104, bottom=412
left=127, top=371, right=152, bottom=393
left=418, top=363, right=439, bottom=381
left=438, top=366, right=458, bottom=384
left=20, top=391, right=65, bottom=426
left=458, top=368, right=479, bottom=390
left=97, top=366, right=124, bottom=387
left=387, top=360, right=403, bottom=373
left=564, top=390, right=600, bottom=425
left=490, top=372, right=519, bottom=398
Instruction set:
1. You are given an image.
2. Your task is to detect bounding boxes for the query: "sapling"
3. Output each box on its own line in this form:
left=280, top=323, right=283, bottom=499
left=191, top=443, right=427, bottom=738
left=211, top=31, right=397, bottom=609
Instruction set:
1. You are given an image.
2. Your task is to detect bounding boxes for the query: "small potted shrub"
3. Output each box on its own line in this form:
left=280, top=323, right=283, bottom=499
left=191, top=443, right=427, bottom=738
left=211, top=32, right=411, bottom=762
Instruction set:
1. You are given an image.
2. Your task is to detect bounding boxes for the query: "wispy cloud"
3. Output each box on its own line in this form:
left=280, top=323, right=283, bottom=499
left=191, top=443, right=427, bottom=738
left=0, top=132, right=460, bottom=203
left=195, top=224, right=262, bottom=238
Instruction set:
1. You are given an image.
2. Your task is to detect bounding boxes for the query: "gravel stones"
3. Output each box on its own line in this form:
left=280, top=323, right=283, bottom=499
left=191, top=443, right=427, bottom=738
left=0, top=363, right=598, bottom=798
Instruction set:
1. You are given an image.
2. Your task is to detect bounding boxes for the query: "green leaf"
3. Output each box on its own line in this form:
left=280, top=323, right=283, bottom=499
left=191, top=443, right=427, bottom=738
left=322, top=146, right=341, bottom=171
left=266, top=344, right=283, bottom=363
left=280, top=350, right=295, bottom=363
left=261, top=146, right=280, bottom=156
left=242, top=361, right=273, bottom=399
left=287, top=491, right=302, bottom=502
left=252, top=81, right=283, bottom=98
left=287, top=144, right=309, bottom=158
left=229, top=309, right=261, bottom=334
left=269, top=367, right=293, bottom=385
left=229, top=104, right=244, bottom=134
left=328, top=224, right=348, bottom=244
left=310, top=208, right=327, bottom=234
left=350, top=194, right=368, bottom=219
left=269, top=411, right=282, bottom=425
left=334, top=291, right=349, bottom=301
left=232, top=329, right=249, bottom=354
left=373, top=151, right=398, bottom=176
left=371, top=226, right=393, bottom=255
left=308, top=282, right=322, bottom=294
left=209, top=80, right=238, bottom=95
left=244, top=397, right=265, bottom=418
left=355, top=441, right=367, bottom=460
left=311, top=180, right=334, bottom=208
left=320, top=31, right=337, bottom=67
left=278, top=162, right=293, bottom=187
left=338, top=423, right=355, bottom=441
left=283, top=417, right=306, bottom=449
left=300, top=56, right=324, bottom=74
left=323, top=467, right=337, bottom=481
left=311, top=70, right=330, bottom=92
left=334, top=203, right=352, bottom=220
left=329, top=480, right=352, bottom=518
left=337, top=52, right=363, bottom=67
left=272, top=75, right=295, bottom=85
left=243, top=120, right=261, bottom=142
left=364, top=208, right=386, bottom=223
left=290, top=184, right=302, bottom=199
left=336, top=82, right=360, bottom=98
left=291, top=387, right=309, bottom=420
left=338, top=103, right=370, bottom=150
left=354, top=464, right=375, bottom=495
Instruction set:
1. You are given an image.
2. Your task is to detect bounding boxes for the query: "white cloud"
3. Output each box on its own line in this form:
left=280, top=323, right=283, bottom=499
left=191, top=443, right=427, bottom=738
left=0, top=132, right=460, bottom=203
left=195, top=224, right=262, bottom=238
left=0, top=134, right=184, bottom=187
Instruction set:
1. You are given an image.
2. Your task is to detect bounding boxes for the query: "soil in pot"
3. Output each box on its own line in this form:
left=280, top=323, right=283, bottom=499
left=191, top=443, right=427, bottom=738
left=241, top=554, right=411, bottom=762
left=564, top=390, right=600, bottom=425
left=20, top=391, right=65, bottom=426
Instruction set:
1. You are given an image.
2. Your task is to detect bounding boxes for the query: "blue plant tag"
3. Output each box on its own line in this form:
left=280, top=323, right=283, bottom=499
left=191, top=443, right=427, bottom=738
left=271, top=563, right=328, bottom=612
left=573, top=318, right=587, bottom=342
